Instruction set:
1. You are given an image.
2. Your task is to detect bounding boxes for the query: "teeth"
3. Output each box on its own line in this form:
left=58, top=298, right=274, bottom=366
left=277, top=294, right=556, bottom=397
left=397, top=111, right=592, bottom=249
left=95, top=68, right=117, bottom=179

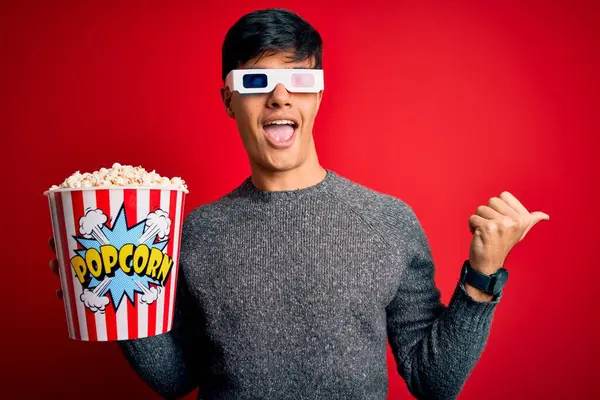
left=264, top=119, right=296, bottom=126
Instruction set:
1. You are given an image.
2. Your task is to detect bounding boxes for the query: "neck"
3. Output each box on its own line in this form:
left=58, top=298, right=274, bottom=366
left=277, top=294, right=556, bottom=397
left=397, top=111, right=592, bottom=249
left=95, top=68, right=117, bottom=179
left=249, top=155, right=326, bottom=192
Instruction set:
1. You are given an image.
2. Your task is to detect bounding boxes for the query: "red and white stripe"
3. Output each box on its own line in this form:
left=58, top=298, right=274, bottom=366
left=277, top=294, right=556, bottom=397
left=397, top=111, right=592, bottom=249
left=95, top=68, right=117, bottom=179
left=153, top=189, right=171, bottom=334
left=48, top=195, right=76, bottom=339
left=136, top=189, right=150, bottom=338
left=47, top=188, right=185, bottom=341
left=108, top=189, right=128, bottom=340
left=64, top=191, right=90, bottom=340
left=82, top=189, right=108, bottom=341
left=167, top=190, right=185, bottom=331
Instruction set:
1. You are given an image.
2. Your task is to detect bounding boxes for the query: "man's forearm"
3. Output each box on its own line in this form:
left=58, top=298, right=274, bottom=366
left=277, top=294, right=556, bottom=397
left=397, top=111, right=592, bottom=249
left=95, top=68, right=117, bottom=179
left=464, top=282, right=494, bottom=302
left=118, top=334, right=198, bottom=399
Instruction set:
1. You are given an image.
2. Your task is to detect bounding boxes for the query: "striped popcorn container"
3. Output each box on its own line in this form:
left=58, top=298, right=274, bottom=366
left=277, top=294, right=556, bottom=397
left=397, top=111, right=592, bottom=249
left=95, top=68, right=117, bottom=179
left=44, top=186, right=186, bottom=341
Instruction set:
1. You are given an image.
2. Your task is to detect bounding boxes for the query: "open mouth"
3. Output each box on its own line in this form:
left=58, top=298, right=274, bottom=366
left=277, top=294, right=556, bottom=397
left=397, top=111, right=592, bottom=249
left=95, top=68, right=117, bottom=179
left=262, top=119, right=298, bottom=148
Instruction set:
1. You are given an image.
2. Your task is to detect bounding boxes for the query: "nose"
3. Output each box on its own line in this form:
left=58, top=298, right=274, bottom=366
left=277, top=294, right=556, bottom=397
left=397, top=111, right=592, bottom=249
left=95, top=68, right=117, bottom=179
left=267, top=83, right=292, bottom=108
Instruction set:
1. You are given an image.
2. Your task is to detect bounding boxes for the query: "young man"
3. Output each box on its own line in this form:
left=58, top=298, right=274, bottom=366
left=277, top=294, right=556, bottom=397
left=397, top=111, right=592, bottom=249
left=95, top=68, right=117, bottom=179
left=49, top=8, right=548, bottom=400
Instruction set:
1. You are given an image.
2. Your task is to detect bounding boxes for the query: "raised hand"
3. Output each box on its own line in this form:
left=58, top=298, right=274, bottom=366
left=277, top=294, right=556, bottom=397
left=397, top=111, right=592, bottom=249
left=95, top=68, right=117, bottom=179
left=468, top=191, right=549, bottom=275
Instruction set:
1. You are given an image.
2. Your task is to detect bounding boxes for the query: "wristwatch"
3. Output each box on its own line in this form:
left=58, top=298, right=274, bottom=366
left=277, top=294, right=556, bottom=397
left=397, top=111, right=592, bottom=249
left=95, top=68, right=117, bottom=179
left=460, top=259, right=508, bottom=300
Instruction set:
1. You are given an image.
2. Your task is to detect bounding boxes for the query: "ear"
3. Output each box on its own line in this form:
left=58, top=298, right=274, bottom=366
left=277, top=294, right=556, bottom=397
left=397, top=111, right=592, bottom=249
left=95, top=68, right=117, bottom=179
left=220, top=86, right=235, bottom=118
left=316, top=90, right=323, bottom=112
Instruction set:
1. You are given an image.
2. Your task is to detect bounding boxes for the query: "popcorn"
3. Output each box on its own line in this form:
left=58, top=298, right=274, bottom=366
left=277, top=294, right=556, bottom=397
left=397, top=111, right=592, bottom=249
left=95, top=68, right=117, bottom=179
left=49, top=163, right=189, bottom=193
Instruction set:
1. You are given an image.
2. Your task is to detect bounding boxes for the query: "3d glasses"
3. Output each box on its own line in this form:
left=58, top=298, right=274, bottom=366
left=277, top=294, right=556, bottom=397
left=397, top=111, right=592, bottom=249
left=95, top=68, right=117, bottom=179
left=225, top=69, right=324, bottom=94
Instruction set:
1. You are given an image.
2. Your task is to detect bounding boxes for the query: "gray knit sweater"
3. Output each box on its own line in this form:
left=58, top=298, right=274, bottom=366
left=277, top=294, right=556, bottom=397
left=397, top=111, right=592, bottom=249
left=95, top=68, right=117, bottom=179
left=119, top=169, right=500, bottom=400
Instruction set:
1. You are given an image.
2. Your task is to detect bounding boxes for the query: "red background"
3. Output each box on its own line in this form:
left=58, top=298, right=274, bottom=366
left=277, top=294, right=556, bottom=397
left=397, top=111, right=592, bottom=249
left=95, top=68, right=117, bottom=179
left=2, top=0, right=598, bottom=398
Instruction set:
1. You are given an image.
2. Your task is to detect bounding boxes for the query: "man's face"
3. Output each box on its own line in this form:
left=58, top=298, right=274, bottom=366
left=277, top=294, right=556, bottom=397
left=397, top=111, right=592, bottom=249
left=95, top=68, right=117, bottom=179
left=221, top=51, right=323, bottom=173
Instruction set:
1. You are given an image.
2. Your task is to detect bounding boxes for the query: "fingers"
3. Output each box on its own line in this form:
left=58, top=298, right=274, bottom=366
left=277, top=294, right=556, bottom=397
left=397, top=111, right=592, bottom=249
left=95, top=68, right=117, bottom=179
left=499, top=191, right=529, bottom=216
left=48, top=237, right=62, bottom=300
left=468, top=214, right=487, bottom=235
left=475, top=205, right=502, bottom=220
left=487, top=196, right=520, bottom=219
left=471, top=191, right=549, bottom=243
left=531, top=210, right=550, bottom=221
left=49, top=259, right=59, bottom=277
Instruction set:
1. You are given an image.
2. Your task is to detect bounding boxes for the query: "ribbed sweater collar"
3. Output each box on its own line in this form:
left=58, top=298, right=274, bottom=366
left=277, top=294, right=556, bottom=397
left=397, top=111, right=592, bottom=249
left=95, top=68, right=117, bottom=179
left=235, top=169, right=339, bottom=202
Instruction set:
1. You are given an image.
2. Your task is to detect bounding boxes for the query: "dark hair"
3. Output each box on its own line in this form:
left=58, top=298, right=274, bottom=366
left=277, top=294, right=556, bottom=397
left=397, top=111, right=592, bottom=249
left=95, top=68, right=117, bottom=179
left=221, top=8, right=323, bottom=82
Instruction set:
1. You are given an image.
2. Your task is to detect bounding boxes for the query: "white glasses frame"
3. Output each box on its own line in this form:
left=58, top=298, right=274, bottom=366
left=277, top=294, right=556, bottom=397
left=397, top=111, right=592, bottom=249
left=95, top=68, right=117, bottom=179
left=225, top=68, right=324, bottom=94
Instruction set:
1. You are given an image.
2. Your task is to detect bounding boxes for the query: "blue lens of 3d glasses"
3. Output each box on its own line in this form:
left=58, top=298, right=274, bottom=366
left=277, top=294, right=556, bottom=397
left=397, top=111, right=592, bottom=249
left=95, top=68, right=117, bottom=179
left=242, top=73, right=268, bottom=89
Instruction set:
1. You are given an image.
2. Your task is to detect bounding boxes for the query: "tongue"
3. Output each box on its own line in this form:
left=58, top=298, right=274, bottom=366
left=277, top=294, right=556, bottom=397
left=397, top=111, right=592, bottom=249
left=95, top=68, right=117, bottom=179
left=264, top=124, right=294, bottom=141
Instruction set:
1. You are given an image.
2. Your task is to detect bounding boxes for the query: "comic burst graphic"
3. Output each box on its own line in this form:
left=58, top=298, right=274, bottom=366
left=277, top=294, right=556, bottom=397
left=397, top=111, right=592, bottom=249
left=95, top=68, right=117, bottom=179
left=72, top=204, right=171, bottom=311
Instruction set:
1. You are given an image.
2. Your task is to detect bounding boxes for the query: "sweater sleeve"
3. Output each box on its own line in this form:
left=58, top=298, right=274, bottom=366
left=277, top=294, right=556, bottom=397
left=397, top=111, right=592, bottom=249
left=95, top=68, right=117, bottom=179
left=384, top=200, right=501, bottom=400
left=118, top=232, right=201, bottom=399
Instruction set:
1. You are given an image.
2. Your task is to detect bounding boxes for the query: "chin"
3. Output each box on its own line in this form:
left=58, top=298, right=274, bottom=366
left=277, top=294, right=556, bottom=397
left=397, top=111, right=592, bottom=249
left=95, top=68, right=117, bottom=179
left=258, top=152, right=303, bottom=172
left=263, top=160, right=299, bottom=172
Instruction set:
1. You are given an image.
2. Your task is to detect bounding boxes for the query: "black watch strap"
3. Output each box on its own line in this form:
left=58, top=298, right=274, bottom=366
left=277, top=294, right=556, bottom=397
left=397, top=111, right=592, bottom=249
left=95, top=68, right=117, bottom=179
left=461, top=259, right=508, bottom=298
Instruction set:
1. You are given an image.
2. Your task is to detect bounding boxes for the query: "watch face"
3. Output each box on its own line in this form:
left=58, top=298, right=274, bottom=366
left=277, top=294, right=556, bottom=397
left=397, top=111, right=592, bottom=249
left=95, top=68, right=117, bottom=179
left=492, top=269, right=509, bottom=293
left=460, top=262, right=470, bottom=284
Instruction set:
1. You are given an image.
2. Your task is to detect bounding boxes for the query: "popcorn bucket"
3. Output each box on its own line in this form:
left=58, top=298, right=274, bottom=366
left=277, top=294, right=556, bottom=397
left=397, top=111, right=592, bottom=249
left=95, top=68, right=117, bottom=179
left=44, top=187, right=186, bottom=341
